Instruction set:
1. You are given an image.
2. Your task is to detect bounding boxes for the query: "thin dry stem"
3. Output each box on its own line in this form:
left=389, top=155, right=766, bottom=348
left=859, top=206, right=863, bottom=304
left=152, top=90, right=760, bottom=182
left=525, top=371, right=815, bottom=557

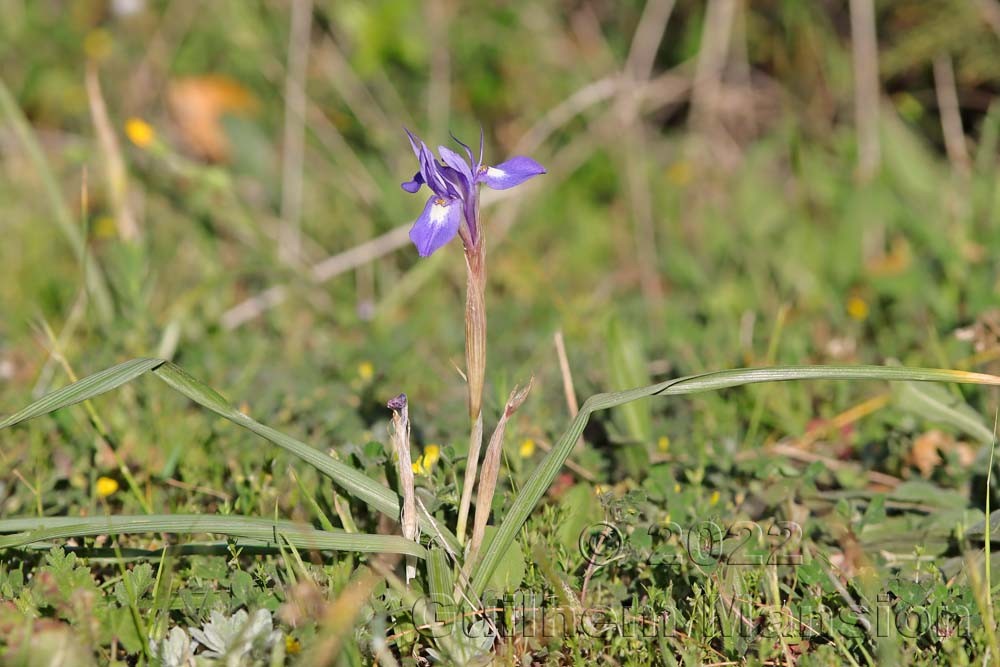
left=464, top=242, right=487, bottom=421
left=388, top=394, right=417, bottom=583
left=554, top=330, right=585, bottom=451
left=467, top=379, right=534, bottom=567
left=84, top=63, right=140, bottom=243
left=278, top=0, right=313, bottom=263
left=455, top=411, right=483, bottom=546
left=933, top=54, right=970, bottom=176
left=849, top=0, right=881, bottom=182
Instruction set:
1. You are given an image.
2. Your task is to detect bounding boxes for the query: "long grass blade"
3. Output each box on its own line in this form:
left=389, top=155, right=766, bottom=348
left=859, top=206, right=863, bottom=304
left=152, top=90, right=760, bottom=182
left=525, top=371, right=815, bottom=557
left=0, top=359, right=460, bottom=551
left=0, top=358, right=163, bottom=429
left=0, top=514, right=425, bottom=557
left=469, top=365, right=1000, bottom=595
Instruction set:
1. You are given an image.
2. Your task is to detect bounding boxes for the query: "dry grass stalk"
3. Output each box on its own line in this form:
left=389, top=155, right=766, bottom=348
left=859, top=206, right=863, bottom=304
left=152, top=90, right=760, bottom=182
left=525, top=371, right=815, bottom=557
left=387, top=393, right=418, bottom=584
left=467, top=379, right=534, bottom=567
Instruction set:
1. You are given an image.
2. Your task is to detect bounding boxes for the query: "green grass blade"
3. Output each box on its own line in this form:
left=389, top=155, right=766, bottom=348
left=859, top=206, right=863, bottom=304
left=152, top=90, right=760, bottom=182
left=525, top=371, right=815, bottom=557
left=426, top=547, right=454, bottom=604
left=0, top=358, right=460, bottom=552
left=0, top=358, right=163, bottom=429
left=152, top=362, right=460, bottom=550
left=0, top=514, right=425, bottom=558
left=469, top=365, right=1000, bottom=596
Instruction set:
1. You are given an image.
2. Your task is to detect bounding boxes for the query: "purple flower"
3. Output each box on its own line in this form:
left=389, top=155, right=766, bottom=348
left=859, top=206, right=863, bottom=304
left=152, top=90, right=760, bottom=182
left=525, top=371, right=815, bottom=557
left=401, top=129, right=545, bottom=257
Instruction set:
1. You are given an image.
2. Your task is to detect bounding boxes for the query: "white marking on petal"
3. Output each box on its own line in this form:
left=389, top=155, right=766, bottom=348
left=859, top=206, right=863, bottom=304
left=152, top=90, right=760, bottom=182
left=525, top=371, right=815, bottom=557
left=486, top=167, right=507, bottom=181
left=430, top=199, right=452, bottom=226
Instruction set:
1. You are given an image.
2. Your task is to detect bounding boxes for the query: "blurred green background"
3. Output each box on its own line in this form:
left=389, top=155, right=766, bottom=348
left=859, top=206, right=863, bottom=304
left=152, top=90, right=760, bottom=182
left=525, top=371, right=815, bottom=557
left=2, top=0, right=999, bottom=448
left=2, top=0, right=1000, bottom=661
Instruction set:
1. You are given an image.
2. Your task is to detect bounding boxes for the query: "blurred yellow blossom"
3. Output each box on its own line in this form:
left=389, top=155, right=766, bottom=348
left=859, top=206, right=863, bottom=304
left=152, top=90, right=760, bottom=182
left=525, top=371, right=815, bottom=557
left=666, top=161, right=693, bottom=186
left=285, top=636, right=301, bottom=655
left=423, top=444, right=440, bottom=467
left=92, top=215, right=118, bottom=239
left=709, top=490, right=721, bottom=506
left=96, top=476, right=119, bottom=498
left=412, top=444, right=440, bottom=475
left=657, top=436, right=670, bottom=453
left=519, top=438, right=536, bottom=458
left=358, top=361, right=374, bottom=381
left=125, top=118, right=155, bottom=148
left=84, top=29, right=113, bottom=61
left=847, top=295, right=869, bottom=321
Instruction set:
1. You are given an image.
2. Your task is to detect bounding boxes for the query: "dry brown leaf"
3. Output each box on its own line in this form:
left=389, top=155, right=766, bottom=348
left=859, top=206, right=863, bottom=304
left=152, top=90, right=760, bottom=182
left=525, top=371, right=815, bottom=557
left=167, top=75, right=257, bottom=161
left=909, top=430, right=947, bottom=478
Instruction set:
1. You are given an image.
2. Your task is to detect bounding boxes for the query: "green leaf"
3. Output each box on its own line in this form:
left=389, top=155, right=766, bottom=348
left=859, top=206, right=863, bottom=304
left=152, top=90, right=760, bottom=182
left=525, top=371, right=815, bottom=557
left=889, top=480, right=968, bottom=510
left=479, top=526, right=524, bottom=594
left=0, top=359, right=460, bottom=552
left=113, top=562, right=153, bottom=607
left=0, top=515, right=426, bottom=558
left=0, top=358, right=164, bottom=430
left=606, top=317, right=653, bottom=443
left=469, top=364, right=1000, bottom=596
left=554, top=484, right=600, bottom=553
left=893, top=381, right=995, bottom=444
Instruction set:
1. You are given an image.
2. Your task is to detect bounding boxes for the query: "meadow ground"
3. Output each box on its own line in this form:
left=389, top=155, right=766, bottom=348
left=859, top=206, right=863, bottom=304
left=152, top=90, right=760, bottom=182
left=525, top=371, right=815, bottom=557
left=2, top=1, right=1000, bottom=665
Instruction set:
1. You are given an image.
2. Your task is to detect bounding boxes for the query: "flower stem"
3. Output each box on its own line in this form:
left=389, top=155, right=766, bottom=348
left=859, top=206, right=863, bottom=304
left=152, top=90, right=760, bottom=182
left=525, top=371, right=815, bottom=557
left=456, top=241, right=487, bottom=544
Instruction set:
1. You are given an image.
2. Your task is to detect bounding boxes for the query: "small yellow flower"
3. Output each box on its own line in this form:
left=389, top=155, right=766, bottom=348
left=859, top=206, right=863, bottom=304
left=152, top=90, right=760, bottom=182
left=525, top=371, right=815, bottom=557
left=412, top=456, right=426, bottom=475
left=285, top=635, right=301, bottom=655
left=357, top=361, right=374, bottom=382
left=519, top=438, right=536, bottom=458
left=657, top=436, right=670, bottom=453
left=423, top=444, right=440, bottom=467
left=594, top=484, right=606, bottom=495
left=96, top=476, right=119, bottom=498
left=847, top=295, right=869, bottom=322
left=125, top=118, right=155, bottom=149
left=412, top=445, right=440, bottom=475
left=709, top=490, right=721, bottom=506
left=673, top=483, right=681, bottom=494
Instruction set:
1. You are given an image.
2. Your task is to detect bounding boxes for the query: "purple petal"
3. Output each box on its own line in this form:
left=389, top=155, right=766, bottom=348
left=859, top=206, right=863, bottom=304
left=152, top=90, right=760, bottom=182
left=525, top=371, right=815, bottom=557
left=479, top=156, right=546, bottom=190
left=404, top=128, right=450, bottom=196
left=477, top=128, right=485, bottom=170
left=409, top=196, right=462, bottom=257
left=438, top=145, right=474, bottom=185
left=401, top=170, right=424, bottom=193
left=450, top=133, right=476, bottom=167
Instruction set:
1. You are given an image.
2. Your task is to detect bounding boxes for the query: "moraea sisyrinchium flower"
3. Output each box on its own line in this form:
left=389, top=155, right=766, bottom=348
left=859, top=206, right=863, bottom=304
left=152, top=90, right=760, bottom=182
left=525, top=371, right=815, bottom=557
left=401, top=129, right=545, bottom=257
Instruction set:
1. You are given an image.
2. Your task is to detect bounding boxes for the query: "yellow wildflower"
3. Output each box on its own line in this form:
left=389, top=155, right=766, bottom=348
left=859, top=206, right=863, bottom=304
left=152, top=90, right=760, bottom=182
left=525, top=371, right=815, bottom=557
left=412, top=456, right=426, bottom=475
left=657, top=436, right=670, bottom=453
left=125, top=118, right=155, bottom=149
left=423, top=444, right=440, bottom=467
left=285, top=636, right=301, bottom=655
left=847, top=295, right=869, bottom=321
left=519, top=438, right=536, bottom=458
left=412, top=445, right=441, bottom=475
left=357, top=361, right=374, bottom=382
left=709, top=490, right=721, bottom=506
left=96, top=476, right=119, bottom=498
